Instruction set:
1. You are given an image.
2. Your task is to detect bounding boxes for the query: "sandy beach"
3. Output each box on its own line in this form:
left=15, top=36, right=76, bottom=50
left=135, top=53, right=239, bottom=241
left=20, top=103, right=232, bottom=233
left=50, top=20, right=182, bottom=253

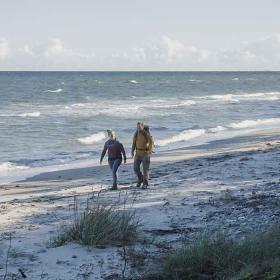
left=0, top=127, right=280, bottom=279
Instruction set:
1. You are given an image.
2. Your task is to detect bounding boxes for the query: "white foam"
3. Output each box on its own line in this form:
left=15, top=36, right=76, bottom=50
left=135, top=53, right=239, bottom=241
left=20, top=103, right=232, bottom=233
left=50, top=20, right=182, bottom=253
left=0, top=162, right=29, bottom=172
left=78, top=132, right=106, bottom=145
left=207, top=126, right=227, bottom=133
left=70, top=103, right=86, bottom=108
left=204, top=92, right=280, bottom=102
left=156, top=129, right=206, bottom=147
left=208, top=94, right=239, bottom=103
left=188, top=79, right=202, bottom=82
left=18, top=111, right=41, bottom=117
left=228, top=118, right=280, bottom=129
left=47, top=88, right=63, bottom=93
left=179, top=100, right=196, bottom=106
left=0, top=111, right=41, bottom=118
left=232, top=77, right=239, bottom=81
left=129, top=80, right=138, bottom=84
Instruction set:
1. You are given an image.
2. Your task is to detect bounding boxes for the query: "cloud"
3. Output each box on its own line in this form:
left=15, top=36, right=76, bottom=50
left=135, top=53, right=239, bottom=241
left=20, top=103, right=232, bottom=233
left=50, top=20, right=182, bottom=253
left=126, top=36, right=210, bottom=65
left=21, top=38, right=93, bottom=59
left=1, top=34, right=280, bottom=70
left=0, top=38, right=11, bottom=60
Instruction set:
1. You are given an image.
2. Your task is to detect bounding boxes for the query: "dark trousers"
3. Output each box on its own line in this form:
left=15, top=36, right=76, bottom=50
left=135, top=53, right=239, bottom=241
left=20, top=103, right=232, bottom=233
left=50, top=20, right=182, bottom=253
left=108, top=158, right=122, bottom=186
left=133, top=154, right=150, bottom=182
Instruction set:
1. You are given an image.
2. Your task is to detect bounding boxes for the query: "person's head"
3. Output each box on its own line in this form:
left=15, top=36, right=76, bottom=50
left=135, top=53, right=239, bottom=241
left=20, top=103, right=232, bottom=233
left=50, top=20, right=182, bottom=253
left=107, top=129, right=116, bottom=140
left=137, top=122, right=144, bottom=131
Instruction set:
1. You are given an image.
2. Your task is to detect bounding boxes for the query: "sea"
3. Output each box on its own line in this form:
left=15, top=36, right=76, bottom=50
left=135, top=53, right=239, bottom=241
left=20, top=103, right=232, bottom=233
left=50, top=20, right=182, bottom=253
left=1, top=71, right=280, bottom=184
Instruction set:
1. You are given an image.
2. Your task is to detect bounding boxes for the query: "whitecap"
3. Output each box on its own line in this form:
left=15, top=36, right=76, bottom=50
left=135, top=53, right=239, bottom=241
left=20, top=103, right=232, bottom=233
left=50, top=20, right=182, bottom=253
left=47, top=88, right=63, bottom=93
left=207, top=126, right=227, bottom=133
left=227, top=118, right=280, bottom=129
left=78, top=132, right=106, bottom=145
left=129, top=80, right=138, bottom=84
left=156, top=129, right=206, bottom=147
left=0, top=162, right=29, bottom=172
left=18, top=111, right=41, bottom=117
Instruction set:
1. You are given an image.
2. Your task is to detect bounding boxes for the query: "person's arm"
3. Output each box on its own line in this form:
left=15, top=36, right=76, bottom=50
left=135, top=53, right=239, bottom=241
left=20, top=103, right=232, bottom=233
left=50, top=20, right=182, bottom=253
left=100, top=142, right=108, bottom=164
left=131, top=132, right=137, bottom=157
left=147, top=134, right=153, bottom=154
left=120, top=143, right=126, bottom=163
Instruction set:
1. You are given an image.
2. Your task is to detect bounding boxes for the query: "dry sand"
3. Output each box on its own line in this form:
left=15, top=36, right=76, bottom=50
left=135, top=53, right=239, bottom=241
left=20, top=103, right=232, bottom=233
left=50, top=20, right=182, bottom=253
left=0, top=128, right=280, bottom=279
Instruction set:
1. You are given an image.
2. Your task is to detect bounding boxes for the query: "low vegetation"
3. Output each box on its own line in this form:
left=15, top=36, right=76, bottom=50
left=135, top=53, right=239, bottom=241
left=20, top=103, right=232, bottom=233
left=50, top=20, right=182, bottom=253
left=147, top=223, right=280, bottom=280
left=50, top=196, right=140, bottom=247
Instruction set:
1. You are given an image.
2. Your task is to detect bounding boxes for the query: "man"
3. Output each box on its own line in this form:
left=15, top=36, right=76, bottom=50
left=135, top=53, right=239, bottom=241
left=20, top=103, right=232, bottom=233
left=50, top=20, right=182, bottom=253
left=131, top=122, right=153, bottom=189
left=100, top=129, right=126, bottom=190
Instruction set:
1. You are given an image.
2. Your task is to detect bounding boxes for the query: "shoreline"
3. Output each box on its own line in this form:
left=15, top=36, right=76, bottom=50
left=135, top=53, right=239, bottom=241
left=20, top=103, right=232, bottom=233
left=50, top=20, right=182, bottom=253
left=17, top=126, right=280, bottom=184
left=0, top=128, right=279, bottom=279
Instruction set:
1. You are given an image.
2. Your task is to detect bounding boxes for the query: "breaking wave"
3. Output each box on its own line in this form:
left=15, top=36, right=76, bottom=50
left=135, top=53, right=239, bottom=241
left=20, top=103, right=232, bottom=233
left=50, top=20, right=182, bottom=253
left=47, top=88, right=63, bottom=93
left=156, top=129, right=206, bottom=146
left=156, top=117, right=280, bottom=147
left=228, top=118, right=280, bottom=129
left=0, top=162, right=29, bottom=172
left=203, top=92, right=280, bottom=102
left=0, top=111, right=41, bottom=118
left=78, top=132, right=106, bottom=145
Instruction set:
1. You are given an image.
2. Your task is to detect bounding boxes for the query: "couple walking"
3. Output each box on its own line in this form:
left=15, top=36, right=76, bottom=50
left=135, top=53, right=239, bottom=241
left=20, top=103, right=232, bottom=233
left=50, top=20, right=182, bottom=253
left=100, top=122, right=153, bottom=190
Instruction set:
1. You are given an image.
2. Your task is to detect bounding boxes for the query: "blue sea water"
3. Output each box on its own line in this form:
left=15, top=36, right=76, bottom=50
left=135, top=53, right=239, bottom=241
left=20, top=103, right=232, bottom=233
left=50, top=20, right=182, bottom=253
left=1, top=71, right=280, bottom=183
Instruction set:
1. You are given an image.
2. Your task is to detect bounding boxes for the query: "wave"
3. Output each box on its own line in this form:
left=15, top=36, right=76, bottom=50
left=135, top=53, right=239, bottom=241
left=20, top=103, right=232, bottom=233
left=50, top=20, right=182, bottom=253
left=143, top=100, right=196, bottom=109
left=18, top=111, right=41, bottom=117
left=0, top=162, right=29, bottom=172
left=188, top=79, right=202, bottom=82
left=0, top=111, right=41, bottom=118
left=47, top=88, right=63, bottom=93
left=129, top=80, right=138, bottom=84
left=156, top=129, right=206, bottom=146
left=203, top=92, right=280, bottom=102
left=78, top=132, right=106, bottom=145
left=207, top=126, right=227, bottom=133
left=156, top=117, right=280, bottom=147
left=228, top=118, right=280, bottom=129
left=206, top=94, right=239, bottom=103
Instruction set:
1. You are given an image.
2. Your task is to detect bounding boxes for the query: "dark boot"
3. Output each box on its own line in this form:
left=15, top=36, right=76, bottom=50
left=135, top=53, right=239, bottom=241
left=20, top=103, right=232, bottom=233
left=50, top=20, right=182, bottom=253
left=142, top=179, right=148, bottom=189
left=136, top=176, right=143, bottom=188
left=110, top=184, right=118, bottom=190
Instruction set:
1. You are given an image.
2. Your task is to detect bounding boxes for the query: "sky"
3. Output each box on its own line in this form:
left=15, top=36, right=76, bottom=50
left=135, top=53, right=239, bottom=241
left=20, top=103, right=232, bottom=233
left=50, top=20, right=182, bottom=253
left=1, top=0, right=280, bottom=71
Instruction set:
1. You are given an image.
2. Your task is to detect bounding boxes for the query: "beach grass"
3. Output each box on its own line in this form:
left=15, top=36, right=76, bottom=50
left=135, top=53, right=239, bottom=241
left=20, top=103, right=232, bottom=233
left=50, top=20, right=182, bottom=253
left=50, top=196, right=140, bottom=247
left=147, top=223, right=280, bottom=280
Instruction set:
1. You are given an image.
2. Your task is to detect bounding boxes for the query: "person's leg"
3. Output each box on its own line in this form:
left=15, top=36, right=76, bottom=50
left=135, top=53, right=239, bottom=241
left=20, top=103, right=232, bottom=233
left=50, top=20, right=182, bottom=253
left=134, top=155, right=143, bottom=186
left=112, top=159, right=122, bottom=188
left=142, top=155, right=151, bottom=188
left=108, top=160, right=116, bottom=188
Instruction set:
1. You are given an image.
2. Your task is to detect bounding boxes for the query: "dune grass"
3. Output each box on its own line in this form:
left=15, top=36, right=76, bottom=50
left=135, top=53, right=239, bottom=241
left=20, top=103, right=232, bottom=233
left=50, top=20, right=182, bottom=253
left=50, top=195, right=140, bottom=247
left=148, top=223, right=280, bottom=280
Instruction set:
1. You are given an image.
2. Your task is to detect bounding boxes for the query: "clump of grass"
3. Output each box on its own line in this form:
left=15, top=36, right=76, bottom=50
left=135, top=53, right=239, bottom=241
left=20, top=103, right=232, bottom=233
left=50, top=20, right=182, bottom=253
left=50, top=195, right=140, bottom=247
left=149, top=223, right=280, bottom=280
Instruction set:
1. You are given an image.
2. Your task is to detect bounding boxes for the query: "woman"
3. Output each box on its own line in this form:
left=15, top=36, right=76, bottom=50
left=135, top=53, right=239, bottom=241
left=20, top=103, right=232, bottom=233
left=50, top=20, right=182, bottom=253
left=100, top=129, right=126, bottom=190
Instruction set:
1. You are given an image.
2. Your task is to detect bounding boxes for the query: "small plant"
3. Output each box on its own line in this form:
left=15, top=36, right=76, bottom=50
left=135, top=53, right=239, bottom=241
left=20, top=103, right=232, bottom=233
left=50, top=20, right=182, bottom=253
left=50, top=194, right=140, bottom=247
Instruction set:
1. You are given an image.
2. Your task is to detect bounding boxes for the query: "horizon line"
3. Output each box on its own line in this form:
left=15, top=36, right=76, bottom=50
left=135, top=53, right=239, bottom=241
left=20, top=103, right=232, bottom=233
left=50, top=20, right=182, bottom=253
left=1, top=70, right=280, bottom=73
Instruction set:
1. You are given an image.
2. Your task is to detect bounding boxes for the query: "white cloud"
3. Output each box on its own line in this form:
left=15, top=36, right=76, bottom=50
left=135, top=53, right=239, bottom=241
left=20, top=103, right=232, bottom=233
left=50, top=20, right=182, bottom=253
left=21, top=38, right=94, bottom=59
left=2, top=34, right=280, bottom=70
left=0, top=38, right=11, bottom=60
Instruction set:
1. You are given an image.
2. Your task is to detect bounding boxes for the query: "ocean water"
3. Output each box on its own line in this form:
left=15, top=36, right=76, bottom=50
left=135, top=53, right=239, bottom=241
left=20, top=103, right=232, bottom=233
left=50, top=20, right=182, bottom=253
left=1, top=71, right=280, bottom=183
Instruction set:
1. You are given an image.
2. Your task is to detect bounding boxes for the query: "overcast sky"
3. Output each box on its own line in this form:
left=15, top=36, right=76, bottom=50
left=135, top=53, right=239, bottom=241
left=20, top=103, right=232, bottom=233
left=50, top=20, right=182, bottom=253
left=1, top=0, right=280, bottom=70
